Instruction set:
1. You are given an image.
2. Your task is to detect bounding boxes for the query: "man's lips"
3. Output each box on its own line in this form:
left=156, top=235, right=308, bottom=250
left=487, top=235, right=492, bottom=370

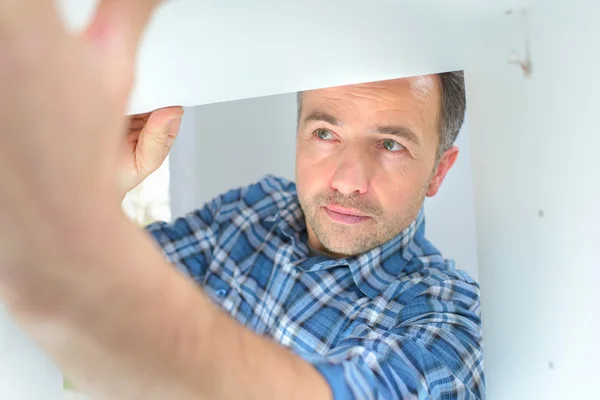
left=323, top=204, right=371, bottom=225
left=326, top=204, right=368, bottom=217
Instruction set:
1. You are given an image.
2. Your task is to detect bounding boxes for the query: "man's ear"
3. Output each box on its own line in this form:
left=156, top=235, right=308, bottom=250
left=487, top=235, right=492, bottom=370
left=426, top=146, right=459, bottom=197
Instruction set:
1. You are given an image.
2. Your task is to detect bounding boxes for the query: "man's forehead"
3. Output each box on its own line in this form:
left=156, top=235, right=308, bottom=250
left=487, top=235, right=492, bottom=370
left=301, top=75, right=442, bottom=136
left=299, top=75, right=442, bottom=144
left=304, top=75, right=440, bottom=103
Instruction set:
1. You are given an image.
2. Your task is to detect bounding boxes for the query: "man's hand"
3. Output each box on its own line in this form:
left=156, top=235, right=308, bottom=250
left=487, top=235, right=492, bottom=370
left=0, top=0, right=161, bottom=309
left=120, top=107, right=184, bottom=199
left=0, top=3, right=332, bottom=400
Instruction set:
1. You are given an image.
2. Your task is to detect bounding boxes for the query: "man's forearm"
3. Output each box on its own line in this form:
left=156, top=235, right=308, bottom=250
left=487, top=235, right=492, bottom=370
left=201, top=300, right=332, bottom=400
left=6, top=215, right=331, bottom=400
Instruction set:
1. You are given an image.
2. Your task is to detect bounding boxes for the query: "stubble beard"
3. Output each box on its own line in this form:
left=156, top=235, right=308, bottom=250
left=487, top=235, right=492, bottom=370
left=299, top=186, right=427, bottom=257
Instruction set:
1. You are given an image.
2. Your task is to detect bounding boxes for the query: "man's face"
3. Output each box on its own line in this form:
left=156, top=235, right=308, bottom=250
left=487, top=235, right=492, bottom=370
left=295, top=76, right=458, bottom=258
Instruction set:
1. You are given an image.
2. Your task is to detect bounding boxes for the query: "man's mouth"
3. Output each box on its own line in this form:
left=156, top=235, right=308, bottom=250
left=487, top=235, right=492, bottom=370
left=323, top=204, right=371, bottom=225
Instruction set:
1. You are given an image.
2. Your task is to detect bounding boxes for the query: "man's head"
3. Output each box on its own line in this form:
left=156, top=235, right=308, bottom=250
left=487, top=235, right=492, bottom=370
left=295, top=72, right=466, bottom=258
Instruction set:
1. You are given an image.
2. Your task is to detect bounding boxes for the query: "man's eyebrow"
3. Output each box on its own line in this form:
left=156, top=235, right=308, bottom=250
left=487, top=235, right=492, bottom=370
left=303, top=111, right=421, bottom=145
left=303, top=111, right=341, bottom=127
left=375, top=125, right=421, bottom=146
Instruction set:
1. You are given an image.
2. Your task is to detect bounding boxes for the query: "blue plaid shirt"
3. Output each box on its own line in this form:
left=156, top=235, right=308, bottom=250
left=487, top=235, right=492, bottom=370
left=146, top=176, right=484, bottom=399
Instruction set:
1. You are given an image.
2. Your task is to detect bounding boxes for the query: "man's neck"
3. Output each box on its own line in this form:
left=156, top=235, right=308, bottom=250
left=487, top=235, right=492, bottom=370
left=307, top=244, right=334, bottom=259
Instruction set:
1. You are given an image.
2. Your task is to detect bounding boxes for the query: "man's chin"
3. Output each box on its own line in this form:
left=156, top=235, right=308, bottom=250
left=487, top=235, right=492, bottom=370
left=307, top=211, right=382, bottom=257
left=317, top=232, right=379, bottom=258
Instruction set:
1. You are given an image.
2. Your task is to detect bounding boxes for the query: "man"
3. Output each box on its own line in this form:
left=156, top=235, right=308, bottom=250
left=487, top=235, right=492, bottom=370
left=0, top=1, right=483, bottom=400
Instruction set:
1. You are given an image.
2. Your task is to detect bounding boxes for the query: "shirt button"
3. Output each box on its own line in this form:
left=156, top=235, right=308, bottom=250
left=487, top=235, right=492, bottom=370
left=216, top=288, right=227, bottom=298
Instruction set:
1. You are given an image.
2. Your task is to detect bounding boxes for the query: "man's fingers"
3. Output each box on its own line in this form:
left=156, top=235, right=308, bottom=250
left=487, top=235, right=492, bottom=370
left=129, top=116, right=150, bottom=131
left=0, top=0, right=64, bottom=77
left=0, top=1, right=62, bottom=39
left=84, top=0, right=162, bottom=55
left=82, top=0, right=162, bottom=101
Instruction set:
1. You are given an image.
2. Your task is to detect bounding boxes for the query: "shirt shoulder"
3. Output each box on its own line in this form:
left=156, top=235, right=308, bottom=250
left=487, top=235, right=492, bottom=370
left=143, top=175, right=296, bottom=278
left=213, top=175, right=297, bottom=224
left=396, top=254, right=481, bottom=312
left=146, top=174, right=297, bottom=241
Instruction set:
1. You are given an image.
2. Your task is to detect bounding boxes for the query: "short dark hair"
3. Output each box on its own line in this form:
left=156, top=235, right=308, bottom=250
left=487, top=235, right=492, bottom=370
left=296, top=71, right=466, bottom=160
left=436, top=71, right=466, bottom=158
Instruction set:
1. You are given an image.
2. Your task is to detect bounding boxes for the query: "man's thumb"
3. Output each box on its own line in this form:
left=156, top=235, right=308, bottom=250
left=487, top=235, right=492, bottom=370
left=137, top=107, right=183, bottom=172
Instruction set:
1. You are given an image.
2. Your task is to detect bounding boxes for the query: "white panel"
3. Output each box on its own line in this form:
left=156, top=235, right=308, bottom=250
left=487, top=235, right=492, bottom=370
left=57, top=0, right=520, bottom=114
left=170, top=94, right=479, bottom=281
left=466, top=2, right=600, bottom=399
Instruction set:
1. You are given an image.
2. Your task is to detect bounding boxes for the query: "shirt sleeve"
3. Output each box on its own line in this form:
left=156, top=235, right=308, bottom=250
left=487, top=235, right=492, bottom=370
left=144, top=191, right=228, bottom=282
left=295, top=277, right=484, bottom=400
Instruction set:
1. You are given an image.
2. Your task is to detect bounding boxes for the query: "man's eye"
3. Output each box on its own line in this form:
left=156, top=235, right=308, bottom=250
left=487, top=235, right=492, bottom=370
left=381, top=139, right=405, bottom=152
left=315, top=129, right=334, bottom=140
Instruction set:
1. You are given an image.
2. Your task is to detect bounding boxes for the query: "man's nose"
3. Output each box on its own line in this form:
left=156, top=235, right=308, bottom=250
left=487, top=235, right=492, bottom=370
left=330, top=148, right=370, bottom=197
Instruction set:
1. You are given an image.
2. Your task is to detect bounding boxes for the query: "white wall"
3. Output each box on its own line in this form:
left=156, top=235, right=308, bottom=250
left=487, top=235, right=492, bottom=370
left=170, top=93, right=479, bottom=280
left=465, top=2, right=600, bottom=399
left=0, top=306, right=62, bottom=400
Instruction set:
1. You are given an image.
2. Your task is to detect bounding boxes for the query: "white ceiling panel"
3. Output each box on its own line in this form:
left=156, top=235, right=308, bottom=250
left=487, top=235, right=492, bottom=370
left=59, top=0, right=524, bottom=113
